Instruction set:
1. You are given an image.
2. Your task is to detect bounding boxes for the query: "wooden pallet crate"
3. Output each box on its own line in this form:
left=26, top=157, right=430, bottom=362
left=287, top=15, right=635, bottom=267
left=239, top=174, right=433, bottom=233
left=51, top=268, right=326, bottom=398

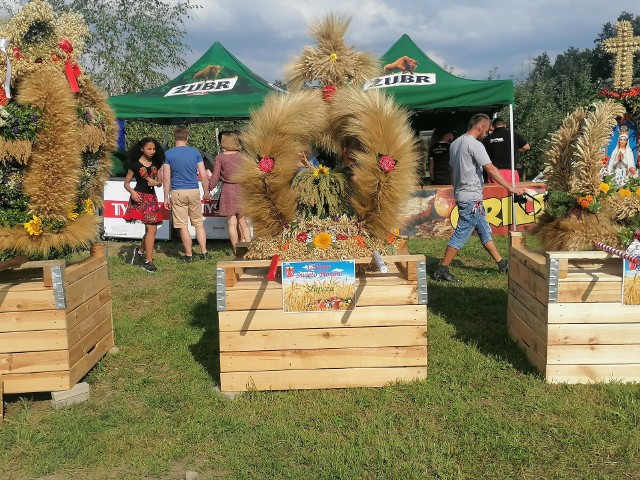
left=507, top=232, right=640, bottom=384
left=0, top=244, right=114, bottom=394
left=216, top=254, right=428, bottom=392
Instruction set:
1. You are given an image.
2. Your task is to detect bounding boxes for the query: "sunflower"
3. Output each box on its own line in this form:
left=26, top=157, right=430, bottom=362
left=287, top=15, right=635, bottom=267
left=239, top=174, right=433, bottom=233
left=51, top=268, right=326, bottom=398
left=313, top=232, right=332, bottom=249
left=24, top=214, right=43, bottom=236
left=313, top=165, right=330, bottom=177
left=84, top=198, right=94, bottom=214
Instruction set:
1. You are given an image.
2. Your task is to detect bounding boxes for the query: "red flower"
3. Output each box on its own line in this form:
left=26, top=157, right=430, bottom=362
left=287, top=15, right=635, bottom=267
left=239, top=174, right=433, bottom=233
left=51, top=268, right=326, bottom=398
left=12, top=47, right=23, bottom=60
left=322, top=85, right=337, bottom=101
left=296, top=232, right=308, bottom=243
left=336, top=233, right=349, bottom=241
left=634, top=230, right=640, bottom=241
left=58, top=38, right=74, bottom=54
left=258, top=156, right=275, bottom=173
left=0, top=88, right=7, bottom=106
left=602, top=156, right=610, bottom=166
left=378, top=154, right=396, bottom=172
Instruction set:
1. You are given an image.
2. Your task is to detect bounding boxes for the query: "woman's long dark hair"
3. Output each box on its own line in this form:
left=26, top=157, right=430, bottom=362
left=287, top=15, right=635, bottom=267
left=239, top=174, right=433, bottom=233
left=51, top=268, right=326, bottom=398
left=126, top=137, right=165, bottom=170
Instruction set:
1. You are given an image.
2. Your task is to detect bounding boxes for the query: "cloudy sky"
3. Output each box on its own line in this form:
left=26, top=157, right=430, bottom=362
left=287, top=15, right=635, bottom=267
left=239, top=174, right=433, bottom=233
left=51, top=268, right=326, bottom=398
left=176, top=0, right=640, bottom=83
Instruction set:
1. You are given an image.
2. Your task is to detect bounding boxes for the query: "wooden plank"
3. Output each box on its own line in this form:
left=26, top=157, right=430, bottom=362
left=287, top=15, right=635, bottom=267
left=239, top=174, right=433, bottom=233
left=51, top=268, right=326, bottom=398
left=68, top=315, right=113, bottom=367
left=547, top=250, right=614, bottom=260
left=0, top=350, right=69, bottom=374
left=508, top=280, right=548, bottom=321
left=510, top=232, right=525, bottom=248
left=546, top=364, right=640, bottom=384
left=221, top=345, right=427, bottom=372
left=556, top=280, right=622, bottom=303
left=507, top=308, right=547, bottom=363
left=225, top=284, right=418, bottom=311
left=217, top=254, right=426, bottom=270
left=568, top=258, right=622, bottom=276
left=219, top=305, right=427, bottom=332
left=548, top=323, right=640, bottom=345
left=510, top=244, right=548, bottom=280
left=66, top=286, right=111, bottom=332
left=0, top=256, right=29, bottom=272
left=507, top=294, right=548, bottom=342
left=67, top=300, right=112, bottom=347
left=0, top=309, right=65, bottom=332
left=64, top=265, right=109, bottom=312
left=548, top=302, right=640, bottom=323
left=219, top=325, right=427, bottom=352
left=64, top=255, right=106, bottom=286
left=220, top=366, right=427, bottom=392
left=69, top=330, right=114, bottom=386
left=509, top=258, right=548, bottom=305
left=0, top=279, right=54, bottom=292
left=0, top=288, right=56, bottom=312
left=0, top=330, right=67, bottom=354
left=1, top=371, right=70, bottom=394
left=547, top=344, right=640, bottom=365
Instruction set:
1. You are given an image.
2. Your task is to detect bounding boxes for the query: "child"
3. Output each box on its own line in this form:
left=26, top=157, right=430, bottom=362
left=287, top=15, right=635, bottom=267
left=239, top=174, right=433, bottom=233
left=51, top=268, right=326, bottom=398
left=208, top=131, right=251, bottom=253
left=123, top=137, right=165, bottom=273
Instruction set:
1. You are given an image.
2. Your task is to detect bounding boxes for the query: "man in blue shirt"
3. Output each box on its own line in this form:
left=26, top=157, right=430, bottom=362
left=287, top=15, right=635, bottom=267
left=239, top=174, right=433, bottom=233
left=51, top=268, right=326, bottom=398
left=163, top=126, right=211, bottom=262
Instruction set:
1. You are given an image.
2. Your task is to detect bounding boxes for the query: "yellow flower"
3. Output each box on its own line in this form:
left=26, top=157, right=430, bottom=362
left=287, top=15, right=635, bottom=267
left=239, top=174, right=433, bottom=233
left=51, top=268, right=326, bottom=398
left=393, top=228, right=400, bottom=236
left=84, top=199, right=94, bottom=215
left=313, top=232, right=332, bottom=249
left=24, top=215, right=43, bottom=236
left=329, top=53, right=338, bottom=61
left=313, top=165, right=330, bottom=177
left=67, top=208, right=78, bottom=221
left=600, top=182, right=610, bottom=194
left=636, top=189, right=640, bottom=197
left=619, top=188, right=632, bottom=197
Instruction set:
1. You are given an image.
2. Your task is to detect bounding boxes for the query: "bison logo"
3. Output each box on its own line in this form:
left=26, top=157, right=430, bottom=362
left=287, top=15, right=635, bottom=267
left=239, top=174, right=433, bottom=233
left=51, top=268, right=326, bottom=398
left=383, top=56, right=418, bottom=74
left=193, top=65, right=222, bottom=82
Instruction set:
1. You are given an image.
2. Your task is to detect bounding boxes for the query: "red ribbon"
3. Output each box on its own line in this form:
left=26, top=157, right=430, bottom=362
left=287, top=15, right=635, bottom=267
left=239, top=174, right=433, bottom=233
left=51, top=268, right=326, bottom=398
left=267, top=254, right=280, bottom=281
left=65, top=59, right=81, bottom=93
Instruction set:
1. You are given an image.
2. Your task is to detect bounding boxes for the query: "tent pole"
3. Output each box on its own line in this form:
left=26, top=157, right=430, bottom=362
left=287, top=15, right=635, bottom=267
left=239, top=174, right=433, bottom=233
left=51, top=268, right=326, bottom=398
left=509, top=103, right=517, bottom=232
left=163, top=125, right=169, bottom=148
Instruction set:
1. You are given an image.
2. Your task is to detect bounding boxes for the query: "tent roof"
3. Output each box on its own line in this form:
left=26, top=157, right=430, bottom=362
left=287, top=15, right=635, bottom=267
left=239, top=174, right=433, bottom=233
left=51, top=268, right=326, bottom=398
left=108, top=42, right=280, bottom=124
left=371, top=34, right=513, bottom=111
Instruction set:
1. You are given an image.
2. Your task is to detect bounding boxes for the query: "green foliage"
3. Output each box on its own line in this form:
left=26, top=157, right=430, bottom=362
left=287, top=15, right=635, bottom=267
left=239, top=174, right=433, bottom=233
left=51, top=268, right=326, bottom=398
left=0, top=103, right=47, bottom=141
left=545, top=190, right=577, bottom=219
left=292, top=166, right=352, bottom=219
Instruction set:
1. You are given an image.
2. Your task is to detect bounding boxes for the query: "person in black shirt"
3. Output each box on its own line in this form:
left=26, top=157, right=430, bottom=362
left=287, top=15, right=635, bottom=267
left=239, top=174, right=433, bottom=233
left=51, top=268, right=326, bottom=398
left=429, top=131, right=454, bottom=184
left=483, top=118, right=530, bottom=182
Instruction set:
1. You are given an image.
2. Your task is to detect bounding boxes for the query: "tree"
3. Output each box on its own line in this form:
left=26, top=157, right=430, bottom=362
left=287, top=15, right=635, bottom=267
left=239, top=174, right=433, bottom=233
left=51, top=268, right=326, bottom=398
left=0, top=0, right=200, bottom=95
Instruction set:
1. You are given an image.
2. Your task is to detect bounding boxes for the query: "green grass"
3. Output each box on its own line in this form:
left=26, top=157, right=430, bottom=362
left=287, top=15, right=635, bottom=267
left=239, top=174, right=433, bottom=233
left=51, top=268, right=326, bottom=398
left=1, top=236, right=639, bottom=479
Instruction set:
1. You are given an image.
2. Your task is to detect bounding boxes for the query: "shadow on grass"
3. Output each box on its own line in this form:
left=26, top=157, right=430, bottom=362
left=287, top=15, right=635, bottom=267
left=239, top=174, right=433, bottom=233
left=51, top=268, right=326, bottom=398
left=427, top=282, right=537, bottom=375
left=188, top=291, right=221, bottom=387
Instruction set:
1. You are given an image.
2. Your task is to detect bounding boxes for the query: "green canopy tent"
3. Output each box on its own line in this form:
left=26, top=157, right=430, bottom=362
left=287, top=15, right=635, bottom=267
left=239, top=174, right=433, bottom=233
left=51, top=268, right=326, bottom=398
left=107, top=41, right=280, bottom=124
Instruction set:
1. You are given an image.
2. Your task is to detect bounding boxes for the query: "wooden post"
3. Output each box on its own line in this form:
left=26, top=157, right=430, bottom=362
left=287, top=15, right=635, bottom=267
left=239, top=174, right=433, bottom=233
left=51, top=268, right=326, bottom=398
left=0, top=374, right=3, bottom=422
left=90, top=243, right=106, bottom=258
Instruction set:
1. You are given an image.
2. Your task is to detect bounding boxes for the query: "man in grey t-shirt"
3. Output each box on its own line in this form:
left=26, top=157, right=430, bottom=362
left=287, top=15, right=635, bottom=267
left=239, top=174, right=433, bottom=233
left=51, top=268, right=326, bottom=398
left=433, top=113, right=525, bottom=282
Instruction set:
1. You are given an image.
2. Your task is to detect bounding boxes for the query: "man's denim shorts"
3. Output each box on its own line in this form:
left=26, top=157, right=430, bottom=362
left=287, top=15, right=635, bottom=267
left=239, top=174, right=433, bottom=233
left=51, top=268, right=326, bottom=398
left=448, top=201, right=493, bottom=250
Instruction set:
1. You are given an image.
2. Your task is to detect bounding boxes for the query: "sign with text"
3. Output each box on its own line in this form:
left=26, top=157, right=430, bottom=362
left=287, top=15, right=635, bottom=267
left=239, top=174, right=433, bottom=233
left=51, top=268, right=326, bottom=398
left=282, top=260, right=356, bottom=313
left=164, top=77, right=239, bottom=97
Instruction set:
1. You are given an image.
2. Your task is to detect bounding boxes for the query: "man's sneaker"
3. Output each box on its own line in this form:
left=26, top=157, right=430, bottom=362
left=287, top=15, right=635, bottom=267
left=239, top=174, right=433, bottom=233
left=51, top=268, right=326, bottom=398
left=142, top=261, right=158, bottom=273
left=182, top=255, right=193, bottom=263
left=498, top=259, right=509, bottom=273
left=433, top=268, right=460, bottom=282
left=130, top=247, right=144, bottom=265
left=200, top=252, right=209, bottom=260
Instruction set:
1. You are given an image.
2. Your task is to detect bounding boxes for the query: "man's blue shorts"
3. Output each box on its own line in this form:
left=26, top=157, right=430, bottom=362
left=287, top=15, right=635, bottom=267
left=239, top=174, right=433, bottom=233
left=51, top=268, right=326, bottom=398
left=448, top=201, right=493, bottom=250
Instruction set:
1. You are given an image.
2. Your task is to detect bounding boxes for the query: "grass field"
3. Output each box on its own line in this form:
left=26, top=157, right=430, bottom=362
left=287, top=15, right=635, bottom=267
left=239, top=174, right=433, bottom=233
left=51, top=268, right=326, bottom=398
left=1, top=236, right=639, bottom=479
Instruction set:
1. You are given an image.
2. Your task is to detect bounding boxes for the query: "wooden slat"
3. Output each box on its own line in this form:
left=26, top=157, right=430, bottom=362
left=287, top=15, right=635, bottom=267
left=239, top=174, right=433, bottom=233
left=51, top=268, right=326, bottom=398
left=66, top=286, right=111, bottom=332
left=219, top=305, right=426, bottom=332
left=508, top=281, right=548, bottom=321
left=546, top=364, right=640, bottom=384
left=221, top=345, right=427, bottom=372
left=217, top=254, right=425, bottom=269
left=0, top=256, right=29, bottom=272
left=1, top=371, right=70, bottom=394
left=220, top=366, right=427, bottom=392
left=548, top=323, right=640, bottom=345
left=548, top=302, right=640, bottom=323
left=0, top=330, right=67, bottom=354
left=220, top=325, right=426, bottom=352
left=507, top=294, right=548, bottom=342
left=225, top=284, right=418, bottom=311
left=65, top=265, right=109, bottom=312
left=0, top=309, right=65, bottom=332
left=68, top=315, right=113, bottom=366
left=0, top=350, right=68, bottom=374
left=547, top=251, right=614, bottom=260
left=67, top=300, right=112, bottom=347
left=0, top=279, right=55, bottom=293
left=69, top=330, right=114, bottom=386
left=510, top=244, right=548, bottom=280
left=556, top=280, right=622, bottom=303
left=507, top=307, right=547, bottom=364
left=64, top=255, right=106, bottom=286
left=547, top=344, right=640, bottom=365
left=0, top=288, right=56, bottom=312
left=509, top=257, right=548, bottom=304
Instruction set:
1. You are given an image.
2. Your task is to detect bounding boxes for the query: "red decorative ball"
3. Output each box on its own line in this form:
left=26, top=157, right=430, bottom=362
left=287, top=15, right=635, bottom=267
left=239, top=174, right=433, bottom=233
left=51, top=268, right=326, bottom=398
left=378, top=155, right=396, bottom=172
left=58, top=38, right=74, bottom=54
left=296, top=232, right=308, bottom=243
left=258, top=156, right=275, bottom=173
left=322, top=85, right=337, bottom=101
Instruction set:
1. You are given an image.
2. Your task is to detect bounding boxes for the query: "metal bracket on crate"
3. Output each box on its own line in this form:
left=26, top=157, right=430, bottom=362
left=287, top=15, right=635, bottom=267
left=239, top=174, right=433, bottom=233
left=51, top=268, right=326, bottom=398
left=417, top=261, right=428, bottom=305
left=216, top=268, right=226, bottom=312
left=548, top=257, right=559, bottom=303
left=51, top=265, right=66, bottom=309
